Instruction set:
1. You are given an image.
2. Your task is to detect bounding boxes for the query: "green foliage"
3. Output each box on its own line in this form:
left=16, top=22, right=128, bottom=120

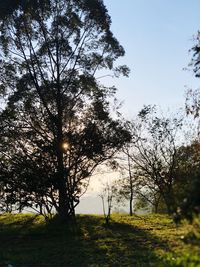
left=162, top=254, right=200, bottom=267
left=173, top=141, right=200, bottom=222
left=134, top=193, right=151, bottom=211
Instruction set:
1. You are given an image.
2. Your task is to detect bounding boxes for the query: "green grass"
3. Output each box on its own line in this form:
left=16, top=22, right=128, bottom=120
left=0, top=213, right=199, bottom=267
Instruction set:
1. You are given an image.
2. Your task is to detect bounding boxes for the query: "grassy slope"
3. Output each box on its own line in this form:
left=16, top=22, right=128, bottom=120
left=0, top=213, right=199, bottom=267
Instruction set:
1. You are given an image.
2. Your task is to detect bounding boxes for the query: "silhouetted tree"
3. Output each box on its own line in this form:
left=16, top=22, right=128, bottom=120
left=174, top=31, right=200, bottom=222
left=116, top=139, right=165, bottom=215
left=113, top=144, right=140, bottom=216
left=124, top=106, right=183, bottom=214
left=174, top=141, right=200, bottom=222
left=0, top=0, right=130, bottom=221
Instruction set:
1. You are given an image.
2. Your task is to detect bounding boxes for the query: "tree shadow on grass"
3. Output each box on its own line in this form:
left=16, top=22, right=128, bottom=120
left=75, top=215, right=170, bottom=267
left=0, top=214, right=172, bottom=267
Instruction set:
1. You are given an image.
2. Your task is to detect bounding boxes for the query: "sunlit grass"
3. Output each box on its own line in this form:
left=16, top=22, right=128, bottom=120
left=0, top=213, right=199, bottom=266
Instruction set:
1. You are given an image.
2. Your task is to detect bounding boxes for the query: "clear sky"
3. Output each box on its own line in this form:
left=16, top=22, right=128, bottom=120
left=102, top=0, right=200, bottom=117
left=77, top=0, right=200, bottom=214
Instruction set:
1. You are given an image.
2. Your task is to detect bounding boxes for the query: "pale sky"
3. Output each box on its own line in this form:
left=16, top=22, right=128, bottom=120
left=102, top=0, right=200, bottom=117
left=77, top=0, right=200, bottom=214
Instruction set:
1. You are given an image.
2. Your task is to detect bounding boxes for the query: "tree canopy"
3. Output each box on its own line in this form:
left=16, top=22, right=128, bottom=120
left=0, top=0, right=130, bottom=221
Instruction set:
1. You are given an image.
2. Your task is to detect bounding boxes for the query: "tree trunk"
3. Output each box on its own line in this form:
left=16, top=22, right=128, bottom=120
left=130, top=195, right=133, bottom=216
left=56, top=118, right=70, bottom=222
left=55, top=53, right=73, bottom=222
left=154, top=202, right=158, bottom=214
left=153, top=194, right=161, bottom=214
left=128, top=153, right=134, bottom=216
left=163, top=192, right=176, bottom=215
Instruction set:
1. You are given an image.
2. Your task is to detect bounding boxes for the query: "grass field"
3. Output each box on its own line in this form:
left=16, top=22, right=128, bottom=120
left=0, top=213, right=200, bottom=267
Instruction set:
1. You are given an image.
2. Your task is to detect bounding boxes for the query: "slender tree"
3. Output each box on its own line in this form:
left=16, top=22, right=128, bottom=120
left=99, top=181, right=115, bottom=225
left=114, top=146, right=139, bottom=216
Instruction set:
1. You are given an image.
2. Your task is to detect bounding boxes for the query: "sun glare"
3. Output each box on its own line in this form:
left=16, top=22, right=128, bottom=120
left=62, top=142, right=70, bottom=151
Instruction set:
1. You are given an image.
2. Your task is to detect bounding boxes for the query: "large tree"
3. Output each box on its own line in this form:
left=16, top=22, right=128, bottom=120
left=0, top=0, right=130, bottom=221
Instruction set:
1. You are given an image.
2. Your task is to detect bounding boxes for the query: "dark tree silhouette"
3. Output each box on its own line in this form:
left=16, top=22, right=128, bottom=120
left=173, top=141, right=200, bottom=222
left=0, top=0, right=130, bottom=221
left=123, top=106, right=183, bottom=215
